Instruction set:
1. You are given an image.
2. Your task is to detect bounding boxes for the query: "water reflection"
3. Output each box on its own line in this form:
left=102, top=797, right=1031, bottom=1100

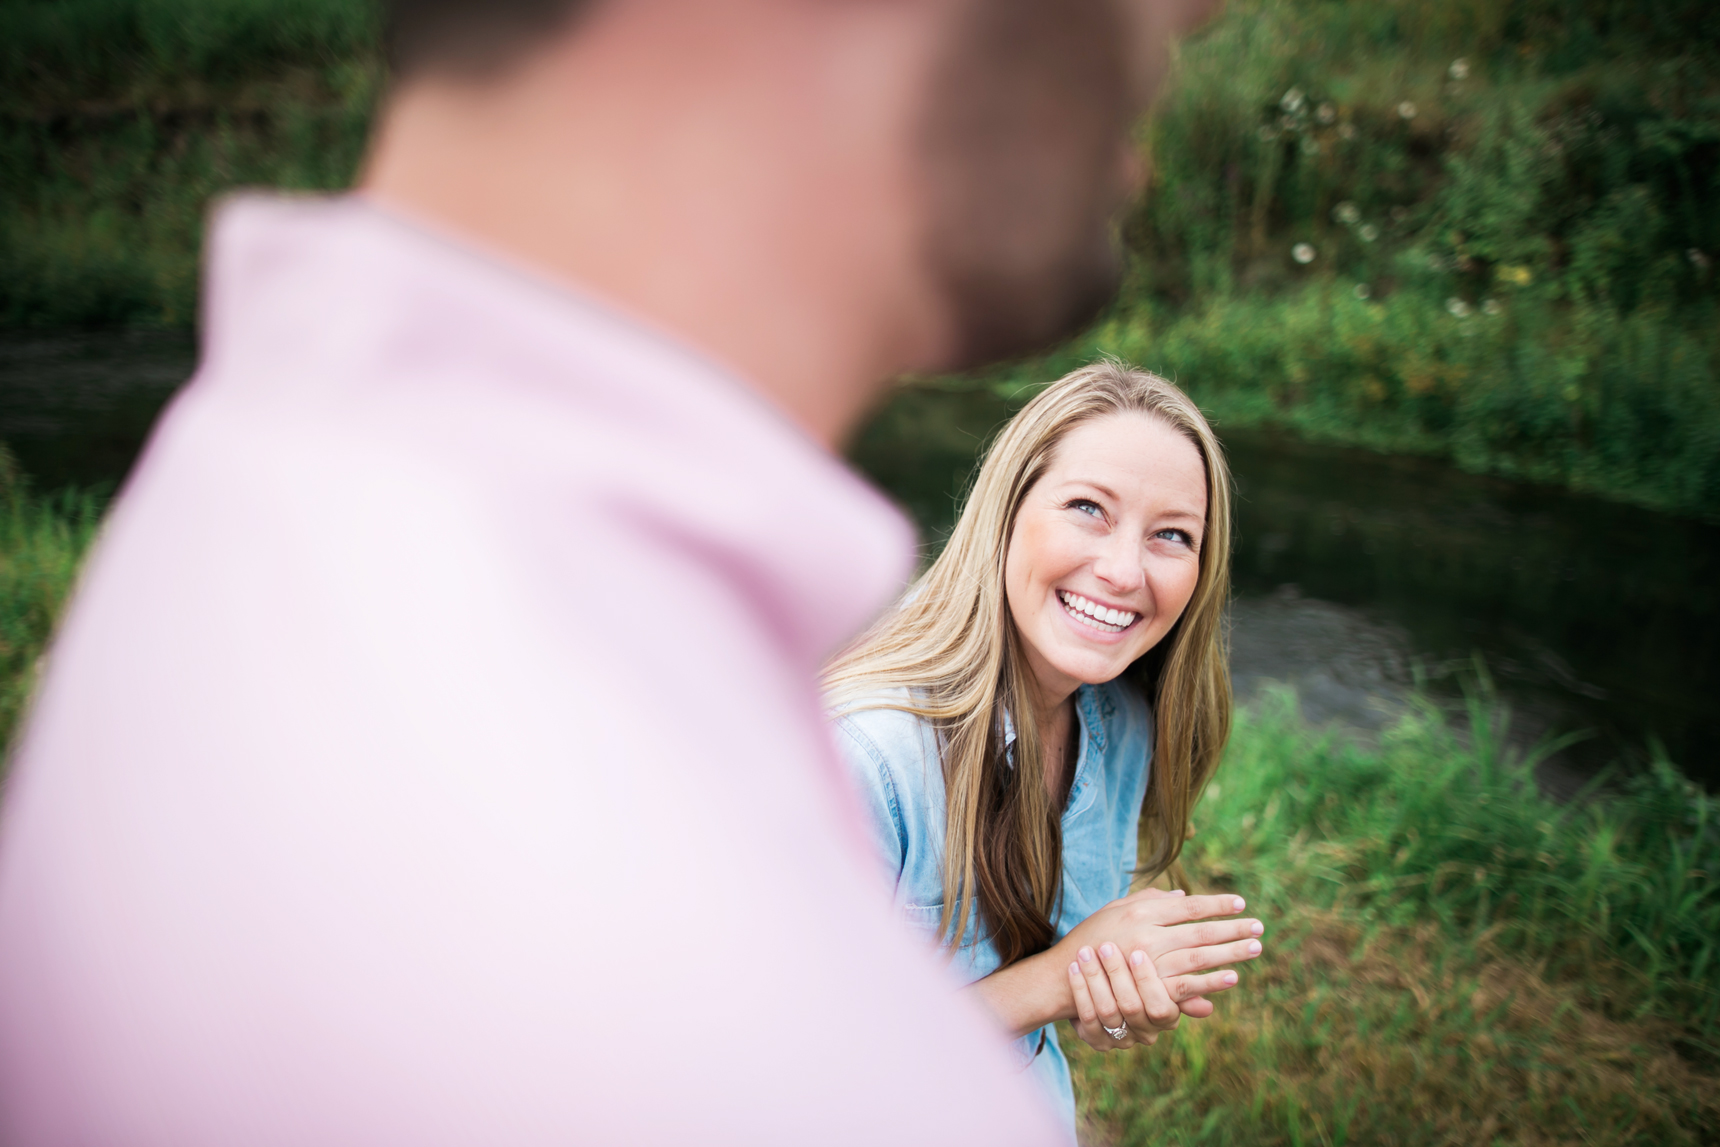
left=0, top=331, right=194, bottom=492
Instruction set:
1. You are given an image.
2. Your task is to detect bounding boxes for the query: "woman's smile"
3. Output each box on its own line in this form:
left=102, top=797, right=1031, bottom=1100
left=1056, top=590, right=1140, bottom=635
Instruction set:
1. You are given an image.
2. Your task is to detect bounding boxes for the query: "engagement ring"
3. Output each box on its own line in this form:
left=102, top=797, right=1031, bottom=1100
left=1102, top=1021, right=1128, bottom=1041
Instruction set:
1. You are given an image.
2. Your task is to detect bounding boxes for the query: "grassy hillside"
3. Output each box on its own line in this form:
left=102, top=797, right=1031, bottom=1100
left=2, top=0, right=1717, bottom=520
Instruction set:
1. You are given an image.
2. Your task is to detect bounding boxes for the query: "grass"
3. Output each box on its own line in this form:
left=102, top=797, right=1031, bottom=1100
left=0, top=455, right=103, bottom=750
left=1066, top=689, right=1720, bottom=1146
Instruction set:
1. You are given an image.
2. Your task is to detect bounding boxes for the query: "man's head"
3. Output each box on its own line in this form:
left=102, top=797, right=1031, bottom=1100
left=370, top=0, right=1218, bottom=434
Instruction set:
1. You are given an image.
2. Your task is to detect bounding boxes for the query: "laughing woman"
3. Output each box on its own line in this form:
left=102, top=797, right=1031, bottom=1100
left=824, top=361, right=1262, bottom=1131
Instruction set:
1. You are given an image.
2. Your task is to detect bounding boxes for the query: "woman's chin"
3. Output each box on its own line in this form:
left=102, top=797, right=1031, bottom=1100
left=1041, top=646, right=1135, bottom=690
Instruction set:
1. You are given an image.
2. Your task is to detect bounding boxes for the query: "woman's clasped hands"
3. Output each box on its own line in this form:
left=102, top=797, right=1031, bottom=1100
left=1061, top=887, right=1264, bottom=1052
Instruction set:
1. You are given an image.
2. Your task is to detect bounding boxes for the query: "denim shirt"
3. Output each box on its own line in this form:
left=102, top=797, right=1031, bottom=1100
left=829, top=680, right=1154, bottom=1134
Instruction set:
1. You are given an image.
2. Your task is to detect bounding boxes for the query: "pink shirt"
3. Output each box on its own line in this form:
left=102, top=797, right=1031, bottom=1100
left=0, top=196, right=1065, bottom=1145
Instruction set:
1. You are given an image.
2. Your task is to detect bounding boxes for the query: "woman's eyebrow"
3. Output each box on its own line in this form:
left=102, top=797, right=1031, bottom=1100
left=1062, top=479, right=1122, bottom=501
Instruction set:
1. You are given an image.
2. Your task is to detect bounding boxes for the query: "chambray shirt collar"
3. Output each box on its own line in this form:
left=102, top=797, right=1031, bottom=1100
left=1000, top=684, right=1108, bottom=815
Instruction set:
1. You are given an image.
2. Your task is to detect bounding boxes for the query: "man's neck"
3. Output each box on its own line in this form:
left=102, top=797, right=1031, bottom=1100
left=361, top=4, right=953, bottom=448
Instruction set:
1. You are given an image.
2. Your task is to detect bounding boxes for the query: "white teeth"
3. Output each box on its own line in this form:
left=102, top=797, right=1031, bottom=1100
left=1058, top=591, right=1136, bottom=632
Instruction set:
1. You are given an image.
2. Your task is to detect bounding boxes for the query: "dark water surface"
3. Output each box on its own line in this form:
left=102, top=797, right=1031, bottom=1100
left=853, top=385, right=1720, bottom=793
left=3, top=334, right=1716, bottom=789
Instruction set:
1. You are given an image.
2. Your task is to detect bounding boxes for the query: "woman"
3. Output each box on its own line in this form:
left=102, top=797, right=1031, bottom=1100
left=824, top=360, right=1262, bottom=1130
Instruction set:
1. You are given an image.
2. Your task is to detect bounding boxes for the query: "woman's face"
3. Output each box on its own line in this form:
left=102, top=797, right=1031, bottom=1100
left=1004, top=412, right=1208, bottom=706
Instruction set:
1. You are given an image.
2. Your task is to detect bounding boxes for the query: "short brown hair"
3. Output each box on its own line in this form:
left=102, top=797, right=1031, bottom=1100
left=384, top=0, right=597, bottom=79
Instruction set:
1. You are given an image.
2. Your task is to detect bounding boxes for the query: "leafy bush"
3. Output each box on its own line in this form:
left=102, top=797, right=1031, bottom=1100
left=1102, top=0, right=1720, bottom=517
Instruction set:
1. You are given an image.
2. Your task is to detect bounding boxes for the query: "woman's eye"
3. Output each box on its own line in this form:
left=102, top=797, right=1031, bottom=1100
left=1156, top=528, right=1196, bottom=548
left=1068, top=499, right=1103, bottom=518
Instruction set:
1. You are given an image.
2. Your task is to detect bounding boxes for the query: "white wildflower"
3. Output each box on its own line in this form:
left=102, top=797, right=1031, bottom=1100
left=1316, top=102, right=1337, bottom=125
left=1292, top=243, right=1317, bottom=265
left=1338, top=123, right=1357, bottom=141
left=1482, top=298, right=1502, bottom=316
left=1449, top=58, right=1470, bottom=81
left=1354, top=283, right=1373, bottom=300
left=1398, top=101, right=1418, bottom=120
left=1333, top=201, right=1361, bottom=225
left=1359, top=223, right=1380, bottom=242
left=1446, top=297, right=1472, bottom=317
left=1281, top=87, right=1306, bottom=113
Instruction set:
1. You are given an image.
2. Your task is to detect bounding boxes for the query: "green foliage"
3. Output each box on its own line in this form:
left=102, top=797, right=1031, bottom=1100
left=1, top=0, right=1717, bottom=515
left=1102, top=0, right=1720, bottom=518
left=1066, top=689, right=1720, bottom=1146
left=0, top=0, right=378, bottom=109
left=0, top=0, right=380, bottom=327
left=0, top=454, right=102, bottom=751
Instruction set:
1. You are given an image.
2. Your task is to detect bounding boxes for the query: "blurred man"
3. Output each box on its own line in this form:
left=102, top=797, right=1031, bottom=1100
left=0, top=0, right=1215, bottom=1142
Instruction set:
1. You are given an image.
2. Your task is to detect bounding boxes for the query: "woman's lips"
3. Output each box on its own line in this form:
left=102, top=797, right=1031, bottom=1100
left=1057, top=590, right=1138, bottom=633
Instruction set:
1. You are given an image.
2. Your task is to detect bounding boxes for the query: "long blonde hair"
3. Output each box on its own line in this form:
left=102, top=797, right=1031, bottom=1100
left=825, top=359, right=1233, bottom=964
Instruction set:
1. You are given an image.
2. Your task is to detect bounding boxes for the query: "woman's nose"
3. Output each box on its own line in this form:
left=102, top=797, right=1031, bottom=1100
left=1092, top=533, right=1146, bottom=594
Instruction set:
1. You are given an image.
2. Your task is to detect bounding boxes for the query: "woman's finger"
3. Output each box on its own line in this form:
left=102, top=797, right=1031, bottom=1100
left=1077, top=946, right=1126, bottom=1035
left=1067, top=959, right=1099, bottom=1029
left=1146, top=917, right=1264, bottom=958
left=1177, top=995, right=1216, bottom=1020
left=1155, top=937, right=1264, bottom=978
left=1096, top=943, right=1146, bottom=1022
left=1125, top=891, right=1245, bottom=925
left=1067, top=960, right=1121, bottom=1052
left=1164, top=969, right=1240, bottom=1003
left=1127, top=949, right=1182, bottom=1031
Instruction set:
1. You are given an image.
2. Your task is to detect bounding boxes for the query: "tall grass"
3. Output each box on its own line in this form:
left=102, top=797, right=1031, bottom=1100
left=0, top=454, right=103, bottom=750
left=1068, top=688, right=1720, bottom=1146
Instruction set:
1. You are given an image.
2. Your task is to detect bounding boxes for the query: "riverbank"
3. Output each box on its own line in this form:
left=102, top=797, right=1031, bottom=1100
left=4, top=0, right=1717, bottom=518
left=0, top=483, right=1713, bottom=1145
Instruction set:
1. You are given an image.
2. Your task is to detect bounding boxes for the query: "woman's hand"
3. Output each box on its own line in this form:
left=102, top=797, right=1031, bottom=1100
left=1066, top=940, right=1238, bottom=1051
left=1056, top=888, right=1263, bottom=1019
left=968, top=887, right=1264, bottom=1040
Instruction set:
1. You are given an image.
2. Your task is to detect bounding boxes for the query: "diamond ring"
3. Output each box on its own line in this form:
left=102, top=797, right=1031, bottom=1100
left=1102, top=1020, right=1128, bottom=1041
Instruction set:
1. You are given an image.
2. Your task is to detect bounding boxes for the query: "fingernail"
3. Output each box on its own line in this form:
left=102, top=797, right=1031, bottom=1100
left=1232, top=897, right=1246, bottom=912
left=1172, top=888, right=1186, bottom=896
left=1130, top=950, right=1146, bottom=968
left=1070, top=963, right=1081, bottom=977
left=1222, top=971, right=1238, bottom=985
left=1246, top=940, right=1262, bottom=956
left=1099, top=943, right=1117, bottom=960
left=1078, top=947, right=1095, bottom=964
left=1250, top=920, right=1264, bottom=936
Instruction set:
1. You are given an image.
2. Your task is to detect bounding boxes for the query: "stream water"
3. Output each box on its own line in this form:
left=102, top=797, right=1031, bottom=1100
left=3, top=332, right=1716, bottom=791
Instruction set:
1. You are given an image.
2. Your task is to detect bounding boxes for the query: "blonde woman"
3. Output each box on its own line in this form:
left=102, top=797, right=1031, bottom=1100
left=825, top=361, right=1262, bottom=1130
